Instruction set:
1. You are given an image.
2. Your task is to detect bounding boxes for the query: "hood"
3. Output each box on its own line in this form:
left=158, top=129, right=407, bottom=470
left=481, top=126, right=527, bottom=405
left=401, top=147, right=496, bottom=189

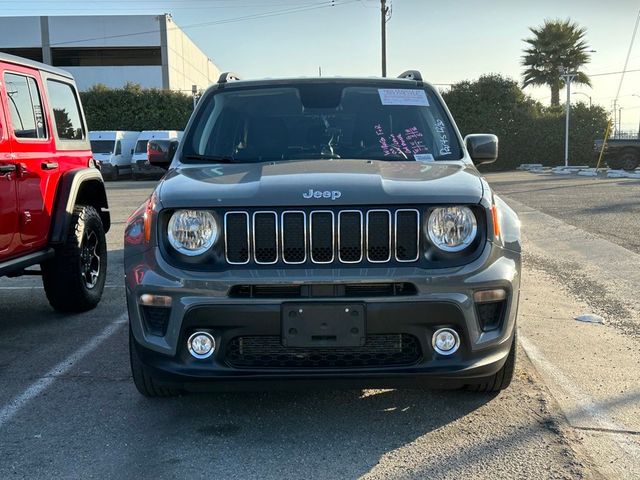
left=157, top=160, right=484, bottom=208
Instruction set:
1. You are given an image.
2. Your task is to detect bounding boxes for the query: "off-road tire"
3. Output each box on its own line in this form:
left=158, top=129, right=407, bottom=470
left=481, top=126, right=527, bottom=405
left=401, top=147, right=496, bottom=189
left=608, top=150, right=640, bottom=171
left=130, top=328, right=181, bottom=397
left=619, top=150, right=639, bottom=171
left=42, top=205, right=107, bottom=312
left=466, top=332, right=517, bottom=393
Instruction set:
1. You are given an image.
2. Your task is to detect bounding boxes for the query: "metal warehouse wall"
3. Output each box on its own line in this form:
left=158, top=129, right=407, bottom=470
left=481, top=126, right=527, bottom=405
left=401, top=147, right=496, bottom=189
left=164, top=15, right=220, bottom=93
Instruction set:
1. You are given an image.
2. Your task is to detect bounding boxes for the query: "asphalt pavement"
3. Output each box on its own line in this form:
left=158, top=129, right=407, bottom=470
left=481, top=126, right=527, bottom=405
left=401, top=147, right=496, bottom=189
left=486, top=171, right=640, bottom=254
left=1, top=174, right=639, bottom=479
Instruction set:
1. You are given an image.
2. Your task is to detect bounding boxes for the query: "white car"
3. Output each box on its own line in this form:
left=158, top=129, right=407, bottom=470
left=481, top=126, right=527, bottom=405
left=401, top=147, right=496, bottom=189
left=89, top=131, right=139, bottom=181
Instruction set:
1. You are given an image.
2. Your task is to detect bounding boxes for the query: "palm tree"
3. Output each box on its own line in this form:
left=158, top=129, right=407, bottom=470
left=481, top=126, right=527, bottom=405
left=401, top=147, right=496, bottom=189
left=522, top=19, right=592, bottom=106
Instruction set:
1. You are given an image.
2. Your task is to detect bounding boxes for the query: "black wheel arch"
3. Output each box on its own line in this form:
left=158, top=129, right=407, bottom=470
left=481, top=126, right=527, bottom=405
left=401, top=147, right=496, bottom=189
left=50, top=168, right=110, bottom=244
left=618, top=147, right=640, bottom=159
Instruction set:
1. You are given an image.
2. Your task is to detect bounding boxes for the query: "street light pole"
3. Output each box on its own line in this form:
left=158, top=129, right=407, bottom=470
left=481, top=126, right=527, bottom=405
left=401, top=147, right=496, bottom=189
left=191, top=84, right=198, bottom=110
left=560, top=69, right=577, bottom=167
left=572, top=92, right=592, bottom=107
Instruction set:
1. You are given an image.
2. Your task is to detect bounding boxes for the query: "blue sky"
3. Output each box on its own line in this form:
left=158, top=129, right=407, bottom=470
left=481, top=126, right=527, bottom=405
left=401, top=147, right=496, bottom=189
left=2, top=0, right=640, bottom=129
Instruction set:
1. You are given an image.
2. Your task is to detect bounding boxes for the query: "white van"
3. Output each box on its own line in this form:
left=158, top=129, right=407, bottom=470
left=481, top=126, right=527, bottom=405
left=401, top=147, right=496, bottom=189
left=89, top=131, right=139, bottom=181
left=131, top=130, right=183, bottom=180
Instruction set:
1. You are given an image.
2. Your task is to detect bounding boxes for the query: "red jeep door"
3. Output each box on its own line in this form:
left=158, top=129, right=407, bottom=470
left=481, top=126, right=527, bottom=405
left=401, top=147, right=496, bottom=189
left=0, top=75, right=19, bottom=259
left=2, top=66, right=56, bottom=252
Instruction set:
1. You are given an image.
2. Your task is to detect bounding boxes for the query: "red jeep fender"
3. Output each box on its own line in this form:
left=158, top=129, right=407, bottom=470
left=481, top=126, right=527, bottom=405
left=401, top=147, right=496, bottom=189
left=49, top=168, right=110, bottom=244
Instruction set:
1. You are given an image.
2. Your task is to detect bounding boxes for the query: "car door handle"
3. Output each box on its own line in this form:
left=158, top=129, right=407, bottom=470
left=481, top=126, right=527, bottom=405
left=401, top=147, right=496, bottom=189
left=41, top=162, right=59, bottom=170
left=0, top=164, right=17, bottom=175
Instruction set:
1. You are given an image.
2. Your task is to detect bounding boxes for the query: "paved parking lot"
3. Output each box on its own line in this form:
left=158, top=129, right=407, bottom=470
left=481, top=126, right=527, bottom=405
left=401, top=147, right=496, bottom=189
left=486, top=171, right=640, bottom=254
left=1, top=175, right=639, bottom=479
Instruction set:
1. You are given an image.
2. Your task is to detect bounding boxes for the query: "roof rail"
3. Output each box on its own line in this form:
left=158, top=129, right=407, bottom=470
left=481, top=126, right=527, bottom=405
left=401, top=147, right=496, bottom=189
left=397, top=70, right=423, bottom=82
left=218, top=72, right=241, bottom=84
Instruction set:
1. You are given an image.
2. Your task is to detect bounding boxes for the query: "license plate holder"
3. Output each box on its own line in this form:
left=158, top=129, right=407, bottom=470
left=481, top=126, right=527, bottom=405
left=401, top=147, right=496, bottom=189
left=282, top=303, right=365, bottom=347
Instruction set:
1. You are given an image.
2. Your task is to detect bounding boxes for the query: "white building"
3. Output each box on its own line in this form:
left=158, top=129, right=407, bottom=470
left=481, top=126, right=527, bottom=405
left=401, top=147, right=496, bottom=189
left=0, top=14, right=221, bottom=92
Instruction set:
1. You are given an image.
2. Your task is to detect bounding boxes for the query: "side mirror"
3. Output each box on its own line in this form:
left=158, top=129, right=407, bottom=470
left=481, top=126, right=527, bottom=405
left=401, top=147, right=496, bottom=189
left=464, top=134, right=498, bottom=166
left=147, top=140, right=178, bottom=169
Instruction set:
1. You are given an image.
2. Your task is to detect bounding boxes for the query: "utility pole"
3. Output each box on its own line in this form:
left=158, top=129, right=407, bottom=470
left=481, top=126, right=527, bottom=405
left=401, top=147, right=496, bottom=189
left=633, top=94, right=640, bottom=139
left=613, top=99, right=618, bottom=137
left=381, top=0, right=387, bottom=77
left=380, top=0, right=391, bottom=77
left=560, top=68, right=577, bottom=167
left=619, top=107, right=623, bottom=137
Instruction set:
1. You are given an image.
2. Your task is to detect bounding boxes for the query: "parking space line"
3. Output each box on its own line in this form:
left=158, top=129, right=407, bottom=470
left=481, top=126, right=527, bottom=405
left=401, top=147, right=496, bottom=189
left=0, top=313, right=128, bottom=429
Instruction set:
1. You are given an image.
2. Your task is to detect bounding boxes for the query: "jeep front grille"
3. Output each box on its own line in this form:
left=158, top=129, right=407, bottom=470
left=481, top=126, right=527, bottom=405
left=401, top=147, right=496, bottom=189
left=223, top=208, right=420, bottom=265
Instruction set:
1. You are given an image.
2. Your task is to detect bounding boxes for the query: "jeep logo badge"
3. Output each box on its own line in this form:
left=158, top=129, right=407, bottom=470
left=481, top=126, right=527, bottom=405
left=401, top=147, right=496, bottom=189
left=303, top=189, right=342, bottom=200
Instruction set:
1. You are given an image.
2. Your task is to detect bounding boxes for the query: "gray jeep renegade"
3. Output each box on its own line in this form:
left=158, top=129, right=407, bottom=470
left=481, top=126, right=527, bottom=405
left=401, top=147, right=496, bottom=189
left=124, top=70, right=521, bottom=397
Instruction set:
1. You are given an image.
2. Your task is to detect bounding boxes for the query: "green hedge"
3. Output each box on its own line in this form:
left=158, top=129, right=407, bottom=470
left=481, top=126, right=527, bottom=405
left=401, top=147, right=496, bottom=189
left=442, top=75, right=609, bottom=171
left=80, top=83, right=193, bottom=132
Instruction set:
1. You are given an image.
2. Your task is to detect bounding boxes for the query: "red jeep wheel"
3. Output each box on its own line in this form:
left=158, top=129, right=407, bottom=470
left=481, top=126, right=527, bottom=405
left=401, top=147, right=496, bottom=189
left=42, top=205, right=107, bottom=312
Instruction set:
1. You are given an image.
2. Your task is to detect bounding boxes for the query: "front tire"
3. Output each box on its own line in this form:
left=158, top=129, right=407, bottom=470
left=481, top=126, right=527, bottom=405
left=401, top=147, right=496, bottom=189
left=42, top=205, right=107, bottom=312
left=466, top=332, right=517, bottom=393
left=619, top=151, right=639, bottom=171
left=130, top=328, right=181, bottom=397
left=609, top=150, right=640, bottom=171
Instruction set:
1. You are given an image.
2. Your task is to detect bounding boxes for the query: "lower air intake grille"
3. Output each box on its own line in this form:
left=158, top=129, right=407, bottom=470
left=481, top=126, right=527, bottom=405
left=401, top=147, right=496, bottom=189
left=225, top=334, right=421, bottom=368
left=141, top=306, right=170, bottom=336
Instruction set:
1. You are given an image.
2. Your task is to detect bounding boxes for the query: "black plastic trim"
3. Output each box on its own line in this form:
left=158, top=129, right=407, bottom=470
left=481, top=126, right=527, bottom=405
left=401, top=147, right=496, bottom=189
left=0, top=248, right=54, bottom=277
left=49, top=167, right=110, bottom=244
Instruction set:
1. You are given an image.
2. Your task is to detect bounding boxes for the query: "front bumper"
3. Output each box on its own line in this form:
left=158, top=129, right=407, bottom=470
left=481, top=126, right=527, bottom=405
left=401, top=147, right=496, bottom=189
left=98, top=162, right=116, bottom=177
left=132, top=159, right=165, bottom=177
left=125, top=242, right=520, bottom=389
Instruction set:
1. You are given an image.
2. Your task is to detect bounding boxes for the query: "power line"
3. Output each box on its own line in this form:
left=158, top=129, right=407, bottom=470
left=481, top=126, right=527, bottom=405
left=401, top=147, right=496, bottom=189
left=44, top=1, right=356, bottom=46
left=590, top=68, right=640, bottom=77
left=0, top=0, right=332, bottom=4
left=0, top=1, right=335, bottom=11
left=614, top=10, right=639, bottom=100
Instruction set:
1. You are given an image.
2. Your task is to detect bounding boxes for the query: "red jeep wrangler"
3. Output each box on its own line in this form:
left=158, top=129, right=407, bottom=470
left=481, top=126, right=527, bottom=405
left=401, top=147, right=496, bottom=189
left=0, top=53, right=109, bottom=312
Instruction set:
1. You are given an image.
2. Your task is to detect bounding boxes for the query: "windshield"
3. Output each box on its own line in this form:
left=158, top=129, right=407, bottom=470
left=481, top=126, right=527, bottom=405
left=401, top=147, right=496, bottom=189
left=90, top=140, right=115, bottom=155
left=134, top=140, right=148, bottom=154
left=182, top=84, right=462, bottom=163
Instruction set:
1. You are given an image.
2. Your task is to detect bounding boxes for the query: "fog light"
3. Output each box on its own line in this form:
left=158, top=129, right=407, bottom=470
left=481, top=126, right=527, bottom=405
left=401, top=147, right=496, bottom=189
left=432, top=328, right=460, bottom=355
left=187, top=332, right=215, bottom=359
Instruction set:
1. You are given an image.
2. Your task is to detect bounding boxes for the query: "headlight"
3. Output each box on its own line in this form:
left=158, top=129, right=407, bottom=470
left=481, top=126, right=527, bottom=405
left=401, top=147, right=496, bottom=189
left=427, top=206, right=477, bottom=252
left=167, top=210, right=218, bottom=256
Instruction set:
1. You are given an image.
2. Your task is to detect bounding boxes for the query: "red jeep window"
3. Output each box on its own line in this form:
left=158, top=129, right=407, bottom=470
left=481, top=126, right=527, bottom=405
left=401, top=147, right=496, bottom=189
left=4, top=73, right=47, bottom=139
left=46, top=79, right=85, bottom=140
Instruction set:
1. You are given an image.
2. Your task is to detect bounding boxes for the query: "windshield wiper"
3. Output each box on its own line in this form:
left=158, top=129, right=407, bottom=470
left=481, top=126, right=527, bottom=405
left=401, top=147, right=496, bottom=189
left=182, top=154, right=236, bottom=163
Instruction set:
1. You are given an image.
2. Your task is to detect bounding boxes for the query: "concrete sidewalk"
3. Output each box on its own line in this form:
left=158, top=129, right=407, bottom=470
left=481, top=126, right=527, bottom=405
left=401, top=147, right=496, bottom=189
left=502, top=194, right=640, bottom=479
